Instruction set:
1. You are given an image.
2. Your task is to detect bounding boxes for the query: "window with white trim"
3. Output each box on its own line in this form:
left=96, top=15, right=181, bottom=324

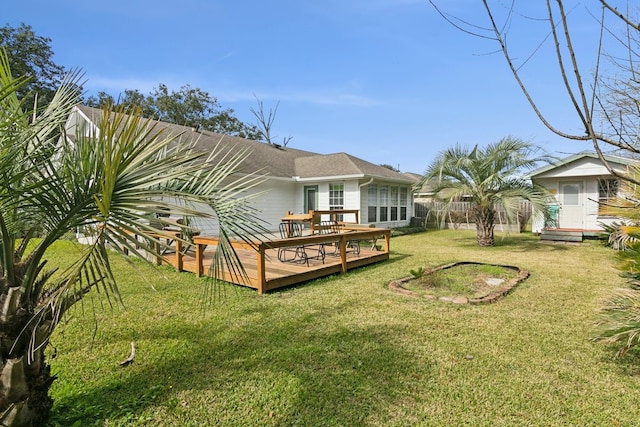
left=390, top=187, right=398, bottom=221
left=329, top=183, right=344, bottom=221
left=399, top=187, right=408, bottom=220
left=379, top=185, right=389, bottom=222
left=598, top=178, right=618, bottom=215
left=368, top=184, right=377, bottom=222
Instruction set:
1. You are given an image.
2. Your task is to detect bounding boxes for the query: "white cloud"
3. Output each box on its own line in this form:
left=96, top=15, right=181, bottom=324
left=216, top=84, right=381, bottom=108
left=83, top=75, right=381, bottom=108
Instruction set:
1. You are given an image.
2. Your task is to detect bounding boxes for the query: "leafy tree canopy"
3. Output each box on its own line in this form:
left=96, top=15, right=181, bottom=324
left=0, top=23, right=66, bottom=108
left=380, top=163, right=400, bottom=172
left=86, top=84, right=262, bottom=140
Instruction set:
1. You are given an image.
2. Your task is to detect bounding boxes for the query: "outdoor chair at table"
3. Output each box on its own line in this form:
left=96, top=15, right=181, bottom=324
left=148, top=218, right=181, bottom=255
left=318, top=220, right=360, bottom=256
left=176, top=217, right=200, bottom=255
left=318, top=220, right=341, bottom=255
left=277, top=222, right=325, bottom=265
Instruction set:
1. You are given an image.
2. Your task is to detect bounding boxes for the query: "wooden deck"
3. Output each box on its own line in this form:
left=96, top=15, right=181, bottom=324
left=159, top=227, right=391, bottom=293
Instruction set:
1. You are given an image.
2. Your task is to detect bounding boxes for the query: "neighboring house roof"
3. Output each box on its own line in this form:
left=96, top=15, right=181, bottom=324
left=73, top=105, right=415, bottom=184
left=527, top=151, right=637, bottom=179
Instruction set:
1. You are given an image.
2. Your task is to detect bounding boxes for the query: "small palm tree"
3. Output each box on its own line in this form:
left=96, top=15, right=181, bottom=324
left=418, top=137, right=552, bottom=246
left=0, top=49, right=266, bottom=426
left=595, top=166, right=640, bottom=356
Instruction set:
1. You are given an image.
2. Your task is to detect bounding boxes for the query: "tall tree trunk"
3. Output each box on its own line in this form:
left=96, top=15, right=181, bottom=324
left=473, top=205, right=495, bottom=247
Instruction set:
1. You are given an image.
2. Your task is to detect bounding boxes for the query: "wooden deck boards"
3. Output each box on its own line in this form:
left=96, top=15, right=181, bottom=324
left=159, top=228, right=391, bottom=293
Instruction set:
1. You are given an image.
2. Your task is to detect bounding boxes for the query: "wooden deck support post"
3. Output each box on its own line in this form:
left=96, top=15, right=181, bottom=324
left=195, top=243, right=204, bottom=277
left=383, top=231, right=390, bottom=252
left=339, top=235, right=348, bottom=274
left=153, top=239, right=161, bottom=266
left=257, top=244, right=266, bottom=294
left=175, top=240, right=183, bottom=272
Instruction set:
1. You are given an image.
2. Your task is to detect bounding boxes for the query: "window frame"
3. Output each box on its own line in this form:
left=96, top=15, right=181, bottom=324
left=368, top=184, right=378, bottom=222
left=598, top=178, right=619, bottom=216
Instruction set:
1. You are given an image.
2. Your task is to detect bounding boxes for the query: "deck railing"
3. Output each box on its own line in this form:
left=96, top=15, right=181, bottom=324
left=191, top=227, right=390, bottom=293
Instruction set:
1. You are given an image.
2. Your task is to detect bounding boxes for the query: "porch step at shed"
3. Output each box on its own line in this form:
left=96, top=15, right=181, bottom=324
left=540, top=229, right=583, bottom=242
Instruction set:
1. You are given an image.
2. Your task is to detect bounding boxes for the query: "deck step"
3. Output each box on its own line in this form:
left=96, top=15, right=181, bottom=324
left=540, top=229, right=583, bottom=242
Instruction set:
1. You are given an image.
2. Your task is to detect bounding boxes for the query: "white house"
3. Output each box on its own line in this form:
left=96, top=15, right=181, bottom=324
left=66, top=105, right=417, bottom=235
left=528, top=152, right=635, bottom=235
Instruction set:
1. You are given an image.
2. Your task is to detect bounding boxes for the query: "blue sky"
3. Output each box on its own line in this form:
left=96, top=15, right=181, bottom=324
left=5, top=0, right=609, bottom=173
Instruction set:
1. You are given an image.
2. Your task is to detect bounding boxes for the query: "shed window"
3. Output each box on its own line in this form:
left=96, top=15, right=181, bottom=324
left=598, top=178, right=619, bottom=214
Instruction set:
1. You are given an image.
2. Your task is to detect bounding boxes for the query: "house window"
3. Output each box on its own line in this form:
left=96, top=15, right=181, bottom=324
left=368, top=184, right=377, bottom=222
left=390, top=187, right=398, bottom=221
left=598, top=178, right=619, bottom=214
left=329, top=183, right=344, bottom=209
left=379, top=185, right=389, bottom=222
left=329, top=183, right=344, bottom=220
left=400, top=187, right=408, bottom=220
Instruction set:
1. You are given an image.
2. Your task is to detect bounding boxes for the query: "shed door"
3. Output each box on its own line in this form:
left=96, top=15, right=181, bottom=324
left=559, top=182, right=583, bottom=229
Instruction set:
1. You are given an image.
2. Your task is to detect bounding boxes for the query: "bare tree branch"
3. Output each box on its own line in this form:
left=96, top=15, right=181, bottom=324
left=480, top=0, right=589, bottom=141
left=432, top=0, right=640, bottom=185
left=601, top=0, right=640, bottom=30
left=249, top=95, right=293, bottom=147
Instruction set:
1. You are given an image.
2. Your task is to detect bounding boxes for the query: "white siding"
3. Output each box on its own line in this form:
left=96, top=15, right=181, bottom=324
left=292, top=179, right=362, bottom=220
left=248, top=179, right=297, bottom=232
left=344, top=180, right=359, bottom=209
left=188, top=178, right=297, bottom=235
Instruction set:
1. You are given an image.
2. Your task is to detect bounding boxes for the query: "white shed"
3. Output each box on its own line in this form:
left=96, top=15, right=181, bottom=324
left=528, top=152, right=635, bottom=235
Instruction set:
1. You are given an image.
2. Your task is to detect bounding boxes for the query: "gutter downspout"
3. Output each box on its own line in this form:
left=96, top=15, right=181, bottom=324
left=359, top=177, right=374, bottom=189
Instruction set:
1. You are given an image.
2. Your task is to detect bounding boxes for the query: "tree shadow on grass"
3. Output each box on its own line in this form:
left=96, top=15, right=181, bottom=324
left=484, top=232, right=599, bottom=252
left=49, top=299, right=426, bottom=426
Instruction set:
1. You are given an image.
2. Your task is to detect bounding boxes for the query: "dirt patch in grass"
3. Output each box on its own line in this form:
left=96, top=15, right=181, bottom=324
left=389, top=261, right=529, bottom=304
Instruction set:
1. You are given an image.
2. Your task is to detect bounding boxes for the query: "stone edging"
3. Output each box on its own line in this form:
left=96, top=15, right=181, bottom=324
left=388, top=261, right=529, bottom=304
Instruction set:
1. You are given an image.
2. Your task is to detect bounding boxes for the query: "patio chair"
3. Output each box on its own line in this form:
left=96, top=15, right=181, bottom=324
left=278, top=222, right=309, bottom=265
left=176, top=217, right=200, bottom=255
left=318, top=220, right=360, bottom=256
left=278, top=222, right=326, bottom=265
left=318, top=220, right=341, bottom=255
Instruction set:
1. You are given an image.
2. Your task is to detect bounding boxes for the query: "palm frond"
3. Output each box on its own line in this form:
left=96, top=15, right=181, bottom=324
left=596, top=288, right=640, bottom=356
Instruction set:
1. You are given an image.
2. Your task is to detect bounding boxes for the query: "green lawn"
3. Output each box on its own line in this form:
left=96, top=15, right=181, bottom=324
left=46, top=230, right=640, bottom=426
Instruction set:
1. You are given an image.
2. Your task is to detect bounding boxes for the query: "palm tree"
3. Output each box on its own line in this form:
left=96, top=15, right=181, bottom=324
left=418, top=137, right=552, bottom=246
left=0, top=49, right=266, bottom=426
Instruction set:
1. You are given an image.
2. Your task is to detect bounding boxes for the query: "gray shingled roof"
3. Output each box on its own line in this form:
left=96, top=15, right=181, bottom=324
left=527, top=151, right=637, bottom=178
left=295, top=153, right=416, bottom=182
left=75, top=105, right=415, bottom=183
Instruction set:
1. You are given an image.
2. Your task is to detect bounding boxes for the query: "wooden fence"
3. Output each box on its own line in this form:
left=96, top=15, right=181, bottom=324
left=414, top=200, right=532, bottom=231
